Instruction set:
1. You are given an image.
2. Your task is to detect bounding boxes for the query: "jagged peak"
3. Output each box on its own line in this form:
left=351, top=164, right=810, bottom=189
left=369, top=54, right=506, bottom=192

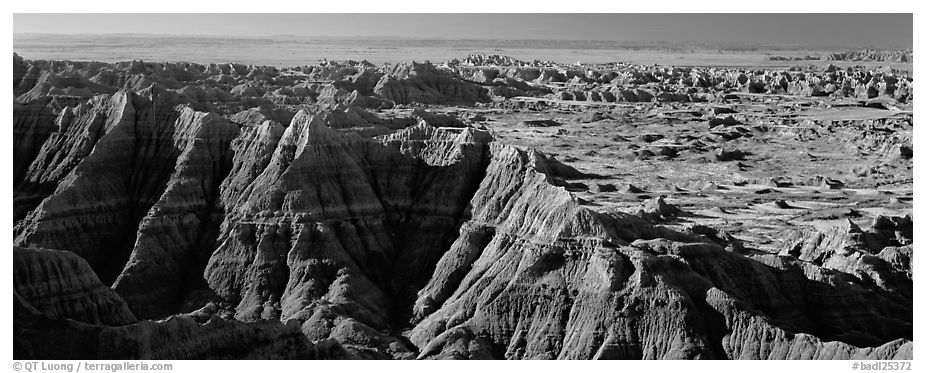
left=111, top=88, right=133, bottom=103
left=281, top=110, right=344, bottom=157
left=98, top=90, right=134, bottom=128
left=257, top=119, right=285, bottom=135
left=382, top=60, right=454, bottom=80
left=380, top=121, right=493, bottom=147
left=457, top=126, right=494, bottom=144
left=386, top=120, right=439, bottom=140
left=171, top=107, right=235, bottom=139
left=524, top=147, right=586, bottom=179
left=472, top=144, right=619, bottom=245
left=14, top=51, right=914, bottom=360
left=196, top=110, right=226, bottom=126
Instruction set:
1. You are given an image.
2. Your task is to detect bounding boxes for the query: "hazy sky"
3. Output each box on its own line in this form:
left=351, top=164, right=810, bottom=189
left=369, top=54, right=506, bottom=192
left=13, top=14, right=913, bottom=48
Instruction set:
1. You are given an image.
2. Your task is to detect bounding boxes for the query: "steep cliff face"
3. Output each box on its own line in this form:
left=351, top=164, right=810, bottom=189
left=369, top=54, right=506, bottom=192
left=14, top=94, right=128, bottom=222
left=15, top=91, right=238, bottom=290
left=13, top=110, right=912, bottom=359
left=13, top=246, right=312, bottom=360
left=14, top=246, right=137, bottom=326
left=705, top=287, right=910, bottom=359
left=405, top=145, right=911, bottom=360
left=13, top=100, right=59, bottom=194
left=13, top=53, right=28, bottom=87
left=200, top=117, right=493, bottom=358
left=12, top=55, right=913, bottom=360
left=776, top=217, right=913, bottom=300
left=110, top=107, right=240, bottom=319
left=15, top=293, right=314, bottom=360
left=411, top=214, right=911, bottom=359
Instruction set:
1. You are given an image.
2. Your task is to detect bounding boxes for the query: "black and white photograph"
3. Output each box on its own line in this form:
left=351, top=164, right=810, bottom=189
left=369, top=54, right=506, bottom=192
left=8, top=7, right=919, bottom=368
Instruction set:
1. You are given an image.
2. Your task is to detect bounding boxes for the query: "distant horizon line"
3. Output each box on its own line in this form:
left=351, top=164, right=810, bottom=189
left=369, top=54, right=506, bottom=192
left=13, top=32, right=912, bottom=50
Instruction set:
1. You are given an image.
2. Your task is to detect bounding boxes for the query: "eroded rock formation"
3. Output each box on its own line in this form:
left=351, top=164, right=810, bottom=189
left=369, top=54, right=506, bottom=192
left=12, top=53, right=913, bottom=360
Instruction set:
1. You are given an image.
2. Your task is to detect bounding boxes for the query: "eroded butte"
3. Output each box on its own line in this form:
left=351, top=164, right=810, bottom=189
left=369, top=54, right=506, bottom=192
left=13, top=53, right=912, bottom=359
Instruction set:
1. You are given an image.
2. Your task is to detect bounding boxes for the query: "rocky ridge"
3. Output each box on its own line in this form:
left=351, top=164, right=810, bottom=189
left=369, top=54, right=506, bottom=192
left=13, top=53, right=912, bottom=360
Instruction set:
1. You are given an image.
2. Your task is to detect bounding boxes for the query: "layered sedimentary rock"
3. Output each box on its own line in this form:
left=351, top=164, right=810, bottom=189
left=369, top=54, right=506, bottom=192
left=776, top=217, right=912, bottom=299
left=13, top=100, right=58, bottom=190
left=111, top=106, right=239, bottom=319
left=12, top=52, right=914, bottom=119
left=12, top=53, right=913, bottom=360
left=407, top=146, right=911, bottom=359
left=14, top=246, right=137, bottom=326
left=14, top=247, right=312, bottom=360
left=15, top=90, right=237, bottom=290
left=14, top=94, right=128, bottom=221
left=200, top=117, right=493, bottom=358
left=374, top=62, right=490, bottom=105
left=15, top=293, right=314, bottom=359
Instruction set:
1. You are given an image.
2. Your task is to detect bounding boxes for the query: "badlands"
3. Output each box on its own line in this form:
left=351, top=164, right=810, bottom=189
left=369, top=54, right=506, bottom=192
left=13, top=51, right=912, bottom=359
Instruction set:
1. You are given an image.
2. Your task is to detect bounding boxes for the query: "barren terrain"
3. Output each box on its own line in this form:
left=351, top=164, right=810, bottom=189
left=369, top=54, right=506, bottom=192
left=13, top=49, right=913, bottom=360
